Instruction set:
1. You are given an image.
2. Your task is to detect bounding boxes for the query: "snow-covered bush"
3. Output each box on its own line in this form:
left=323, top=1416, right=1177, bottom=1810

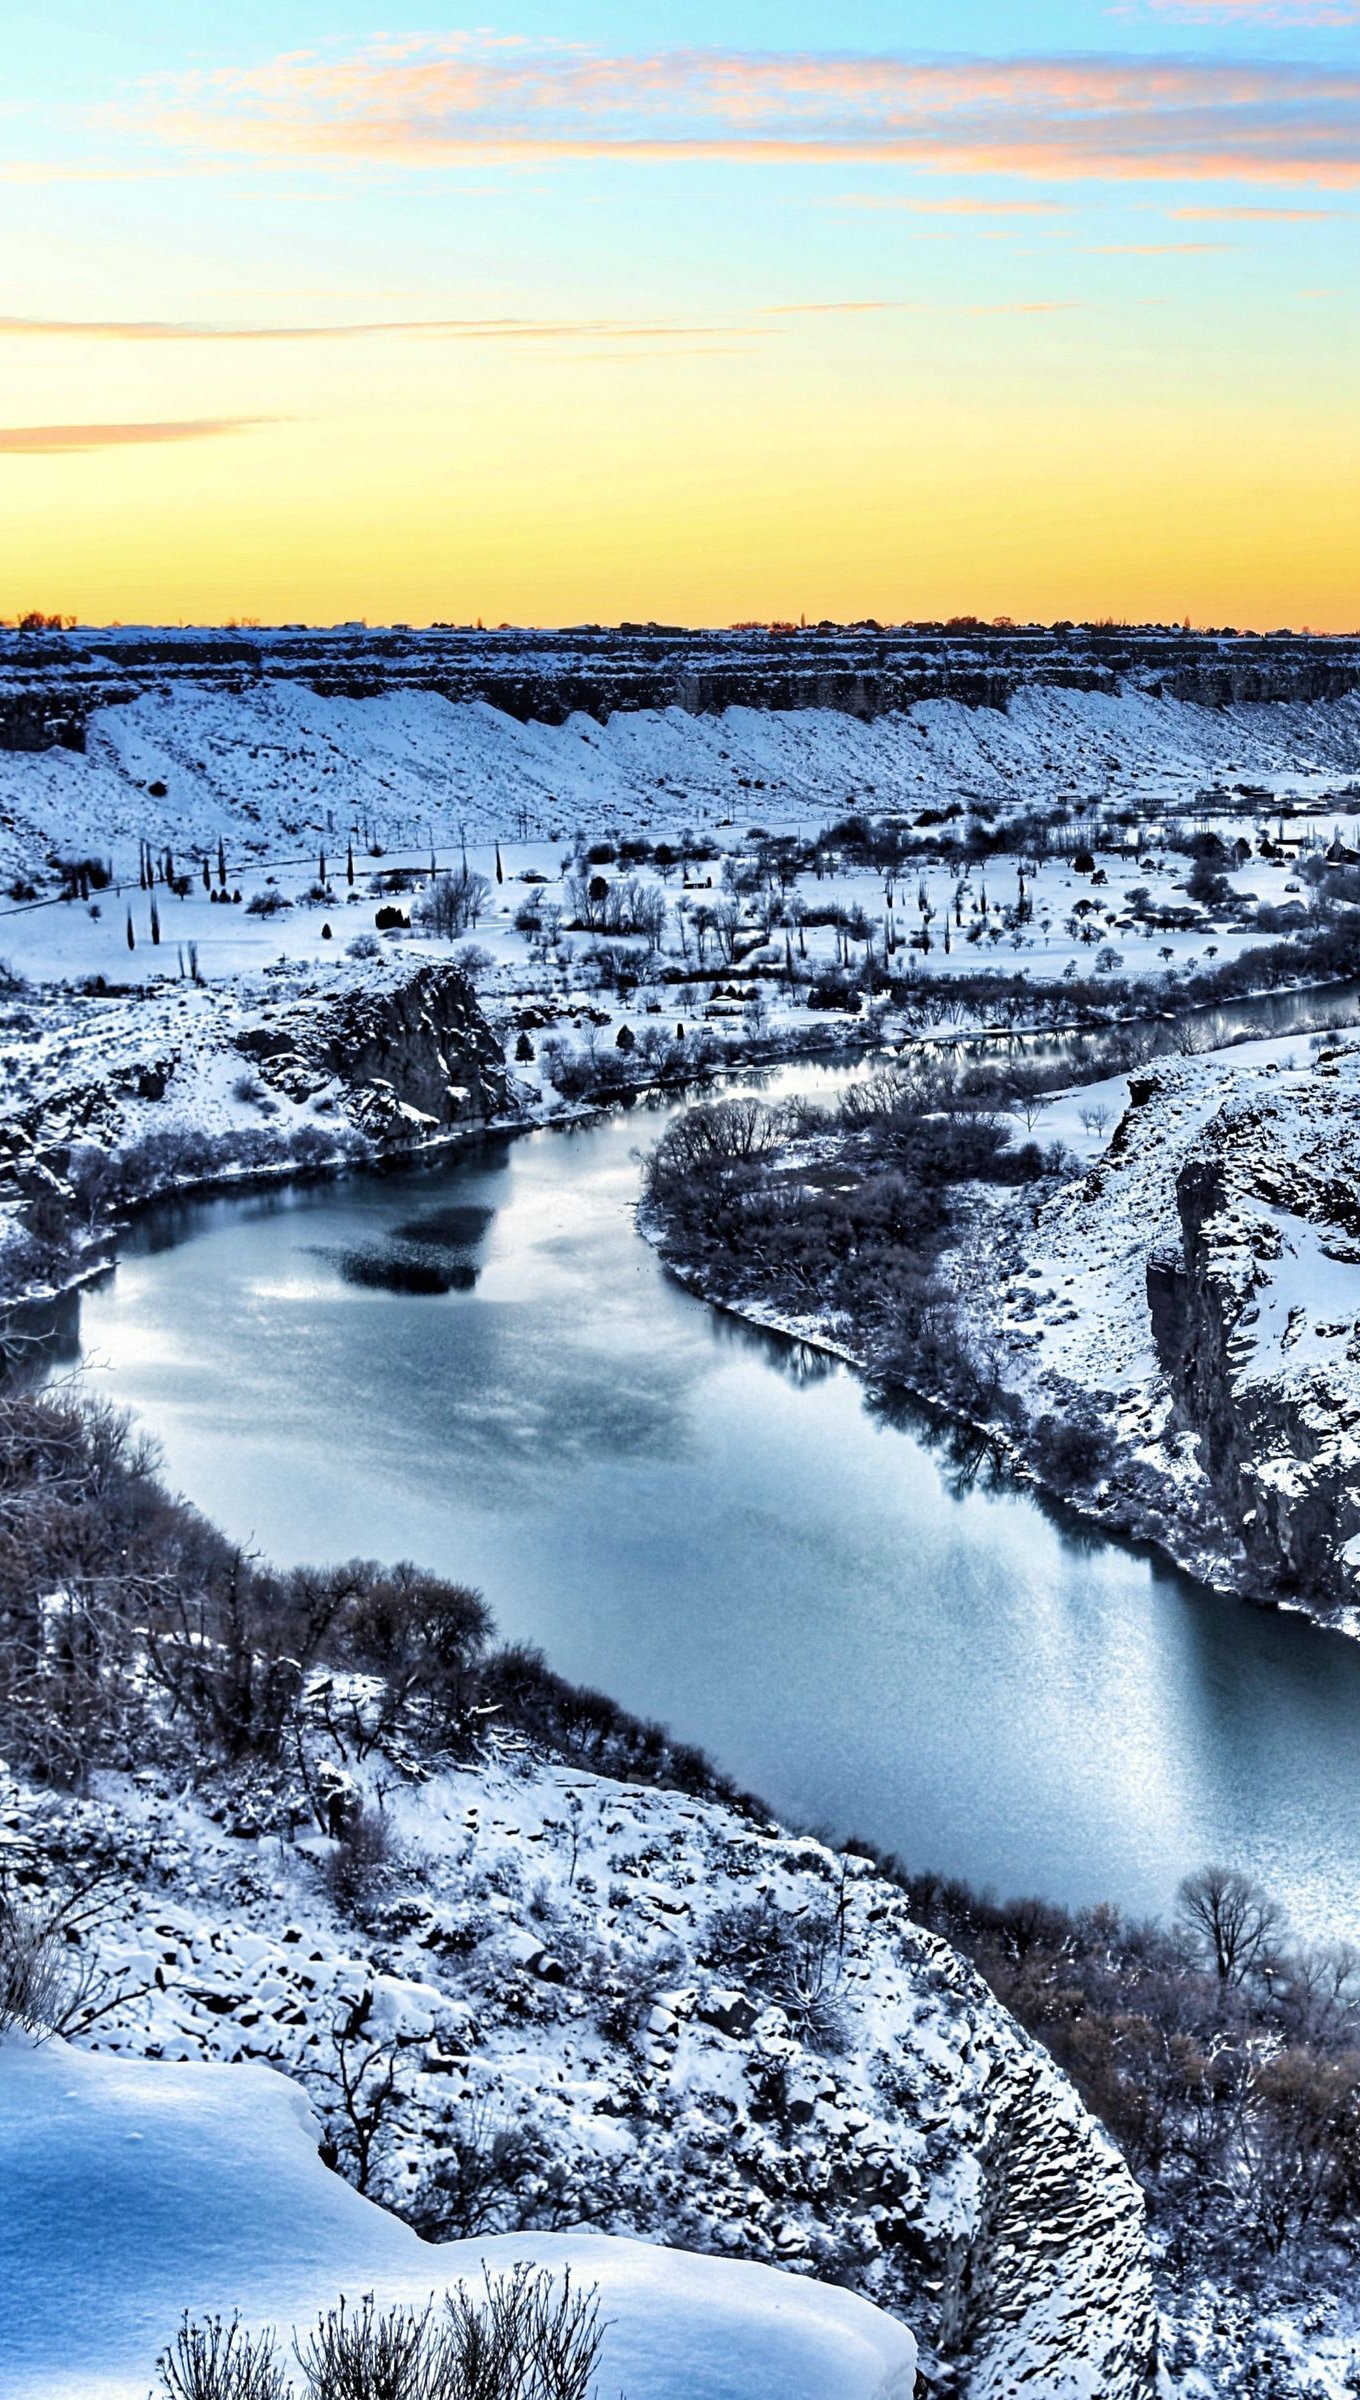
left=156, top=2273, right=606, bottom=2400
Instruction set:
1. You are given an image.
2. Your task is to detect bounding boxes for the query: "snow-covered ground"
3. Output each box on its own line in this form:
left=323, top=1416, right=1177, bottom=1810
left=3, top=676, right=1359, bottom=880
left=950, top=1029, right=1360, bottom=1615
left=0, top=1734, right=1155, bottom=2399
left=2, top=677, right=1358, bottom=997
left=6, top=658, right=1360, bottom=2399
left=0, top=2035, right=917, bottom=2400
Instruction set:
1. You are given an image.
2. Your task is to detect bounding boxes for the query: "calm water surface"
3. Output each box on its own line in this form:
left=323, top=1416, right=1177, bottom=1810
left=52, top=1058, right=1360, bottom=1933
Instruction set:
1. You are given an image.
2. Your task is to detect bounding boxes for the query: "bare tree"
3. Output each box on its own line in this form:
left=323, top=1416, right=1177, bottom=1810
left=416, top=865, right=490, bottom=939
left=1176, top=1864, right=1286, bottom=1986
left=317, top=1989, right=403, bottom=2193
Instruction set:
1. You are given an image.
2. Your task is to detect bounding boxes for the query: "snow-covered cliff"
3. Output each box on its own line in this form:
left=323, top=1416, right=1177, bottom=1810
left=3, top=1741, right=1158, bottom=2397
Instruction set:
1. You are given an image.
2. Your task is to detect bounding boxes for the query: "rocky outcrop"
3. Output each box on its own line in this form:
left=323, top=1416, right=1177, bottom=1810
left=1150, top=1051, right=1360, bottom=1610
left=2, top=622, right=1359, bottom=742
left=0, top=961, right=513, bottom=1297
left=236, top=960, right=509, bottom=1139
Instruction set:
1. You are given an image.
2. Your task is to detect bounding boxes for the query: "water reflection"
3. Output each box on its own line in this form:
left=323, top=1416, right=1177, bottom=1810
left=26, top=1053, right=1360, bottom=1937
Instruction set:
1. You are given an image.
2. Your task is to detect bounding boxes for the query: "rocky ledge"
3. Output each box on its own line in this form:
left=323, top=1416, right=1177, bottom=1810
left=967, top=1038, right=1360, bottom=1624
left=0, top=957, right=513, bottom=1298
left=1149, top=1053, right=1360, bottom=1613
left=233, top=959, right=510, bottom=1142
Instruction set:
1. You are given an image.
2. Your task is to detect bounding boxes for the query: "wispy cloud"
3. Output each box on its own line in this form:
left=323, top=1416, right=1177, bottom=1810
left=1135, top=3, right=1360, bottom=23
left=0, top=419, right=269, bottom=454
left=0, top=313, right=745, bottom=345
left=827, top=194, right=1069, bottom=214
left=1168, top=200, right=1334, bottom=214
left=1092, top=238, right=1221, bottom=249
left=126, top=39, right=1360, bottom=188
left=761, top=298, right=1080, bottom=316
left=0, top=160, right=223, bottom=186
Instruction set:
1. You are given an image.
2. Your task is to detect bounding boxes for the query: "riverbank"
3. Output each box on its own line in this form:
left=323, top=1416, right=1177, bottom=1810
left=0, top=1369, right=1157, bottom=2400
left=637, top=1209, right=1270, bottom=1620
left=637, top=1032, right=1360, bottom=1644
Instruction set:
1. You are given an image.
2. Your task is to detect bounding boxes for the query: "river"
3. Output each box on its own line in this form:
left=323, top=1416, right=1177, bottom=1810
left=42, top=1054, right=1360, bottom=1935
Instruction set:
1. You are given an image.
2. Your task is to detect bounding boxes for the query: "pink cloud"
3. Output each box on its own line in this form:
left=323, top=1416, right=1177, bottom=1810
left=127, top=40, right=1360, bottom=188
left=1137, top=3, right=1360, bottom=23
left=0, top=419, right=269, bottom=453
left=0, top=315, right=748, bottom=345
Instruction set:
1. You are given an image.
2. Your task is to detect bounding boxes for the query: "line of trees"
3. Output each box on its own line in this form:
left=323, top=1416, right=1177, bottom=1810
left=896, top=1858, right=1360, bottom=2273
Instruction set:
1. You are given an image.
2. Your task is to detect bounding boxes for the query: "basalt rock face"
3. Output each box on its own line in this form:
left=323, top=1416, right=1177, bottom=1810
left=1150, top=1055, right=1360, bottom=1610
left=237, top=961, right=509, bottom=1139
left=0, top=964, right=511, bottom=1300
left=2, top=623, right=1359, bottom=741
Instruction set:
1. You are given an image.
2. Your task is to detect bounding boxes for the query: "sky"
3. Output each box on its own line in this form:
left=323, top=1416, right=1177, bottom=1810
left=1, top=1, right=1356, bottom=628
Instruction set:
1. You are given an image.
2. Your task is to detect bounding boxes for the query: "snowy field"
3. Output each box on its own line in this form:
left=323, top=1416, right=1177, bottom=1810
left=0, top=1732, right=1152, bottom=2398
left=0, top=2037, right=917, bottom=2400
left=2, top=693, right=1359, bottom=1104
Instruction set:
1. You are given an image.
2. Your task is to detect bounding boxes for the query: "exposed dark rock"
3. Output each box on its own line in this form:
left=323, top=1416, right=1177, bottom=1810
left=237, top=961, right=508, bottom=1138
left=1150, top=1076, right=1360, bottom=1610
left=3, top=624, right=1359, bottom=746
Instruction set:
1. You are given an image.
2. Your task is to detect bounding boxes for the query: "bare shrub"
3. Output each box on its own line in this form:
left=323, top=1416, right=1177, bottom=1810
left=155, top=2314, right=290, bottom=2400
left=0, top=1890, right=74, bottom=2037
left=445, top=2265, right=605, bottom=2400
left=293, top=2295, right=450, bottom=2400
left=409, top=2091, right=546, bottom=2238
left=320, top=1805, right=399, bottom=1918
left=705, top=1895, right=850, bottom=2051
left=278, top=2270, right=605, bottom=2400
left=1027, top=1411, right=1114, bottom=1490
left=0, top=1876, right=141, bottom=2041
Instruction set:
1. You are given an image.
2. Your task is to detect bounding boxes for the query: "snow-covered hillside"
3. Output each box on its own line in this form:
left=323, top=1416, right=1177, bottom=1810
left=958, top=1032, right=1360, bottom=1619
left=0, top=1736, right=1156, bottom=2397
left=2, top=679, right=1359, bottom=890
left=0, top=2036, right=918, bottom=2400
